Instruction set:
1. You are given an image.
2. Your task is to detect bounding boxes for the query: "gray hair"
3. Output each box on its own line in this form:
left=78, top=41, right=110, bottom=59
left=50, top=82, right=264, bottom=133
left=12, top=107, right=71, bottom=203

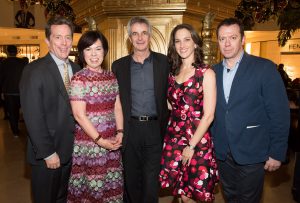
left=127, top=16, right=152, bottom=36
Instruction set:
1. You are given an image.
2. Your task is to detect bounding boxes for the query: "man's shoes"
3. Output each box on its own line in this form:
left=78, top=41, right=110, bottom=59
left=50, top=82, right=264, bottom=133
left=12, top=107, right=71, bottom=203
left=13, top=130, right=20, bottom=138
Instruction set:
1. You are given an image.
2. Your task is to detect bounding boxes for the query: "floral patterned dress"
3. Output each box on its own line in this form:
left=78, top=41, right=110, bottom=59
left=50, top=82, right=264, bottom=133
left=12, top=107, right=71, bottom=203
left=67, top=68, right=123, bottom=203
left=159, top=65, right=219, bottom=202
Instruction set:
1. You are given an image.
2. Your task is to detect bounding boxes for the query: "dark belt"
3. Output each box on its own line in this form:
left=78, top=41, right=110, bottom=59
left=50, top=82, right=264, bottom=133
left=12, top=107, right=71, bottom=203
left=131, top=115, right=158, bottom=121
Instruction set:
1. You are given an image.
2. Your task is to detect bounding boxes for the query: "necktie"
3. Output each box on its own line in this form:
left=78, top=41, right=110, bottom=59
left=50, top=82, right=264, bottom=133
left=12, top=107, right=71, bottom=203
left=227, top=68, right=230, bottom=73
left=63, top=63, right=70, bottom=91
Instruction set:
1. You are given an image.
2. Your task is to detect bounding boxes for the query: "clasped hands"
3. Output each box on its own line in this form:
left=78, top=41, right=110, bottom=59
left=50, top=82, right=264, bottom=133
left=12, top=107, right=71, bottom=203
left=96, top=133, right=123, bottom=151
left=45, top=134, right=123, bottom=169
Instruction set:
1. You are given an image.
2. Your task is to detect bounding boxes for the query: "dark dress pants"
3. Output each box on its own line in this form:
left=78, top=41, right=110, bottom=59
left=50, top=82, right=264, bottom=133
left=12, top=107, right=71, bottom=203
left=31, top=160, right=72, bottom=203
left=217, top=153, right=265, bottom=203
left=4, top=94, right=20, bottom=134
left=0, top=95, right=9, bottom=119
left=123, top=119, right=162, bottom=203
left=293, top=152, right=300, bottom=202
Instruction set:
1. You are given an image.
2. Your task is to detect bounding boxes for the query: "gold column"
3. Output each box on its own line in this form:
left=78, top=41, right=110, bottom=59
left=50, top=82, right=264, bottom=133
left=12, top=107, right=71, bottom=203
left=71, top=0, right=237, bottom=67
left=201, top=12, right=218, bottom=66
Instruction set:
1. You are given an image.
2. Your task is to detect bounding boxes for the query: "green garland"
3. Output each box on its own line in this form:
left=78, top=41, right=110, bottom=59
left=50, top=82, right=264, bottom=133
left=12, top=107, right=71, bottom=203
left=235, top=0, right=300, bottom=47
left=277, top=3, right=300, bottom=46
left=42, top=0, right=74, bottom=21
left=19, top=0, right=81, bottom=32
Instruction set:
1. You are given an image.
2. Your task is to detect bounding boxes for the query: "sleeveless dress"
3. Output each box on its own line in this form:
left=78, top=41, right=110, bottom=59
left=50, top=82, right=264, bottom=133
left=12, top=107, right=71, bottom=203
left=67, top=68, right=123, bottom=203
left=159, top=65, right=219, bottom=201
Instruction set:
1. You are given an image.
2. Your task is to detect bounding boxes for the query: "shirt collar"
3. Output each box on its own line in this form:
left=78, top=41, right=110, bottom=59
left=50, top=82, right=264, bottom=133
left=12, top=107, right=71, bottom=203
left=49, top=52, right=69, bottom=67
left=131, top=51, right=153, bottom=64
left=222, top=50, right=244, bottom=71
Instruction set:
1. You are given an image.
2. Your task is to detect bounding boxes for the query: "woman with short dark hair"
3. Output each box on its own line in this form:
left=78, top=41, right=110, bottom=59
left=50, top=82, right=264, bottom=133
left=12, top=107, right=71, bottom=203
left=67, top=31, right=123, bottom=202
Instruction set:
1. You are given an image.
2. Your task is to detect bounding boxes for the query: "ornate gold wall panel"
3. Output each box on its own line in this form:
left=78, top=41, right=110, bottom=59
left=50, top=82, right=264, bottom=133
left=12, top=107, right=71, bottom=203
left=71, top=0, right=186, bottom=25
left=71, top=0, right=237, bottom=67
left=99, top=15, right=182, bottom=69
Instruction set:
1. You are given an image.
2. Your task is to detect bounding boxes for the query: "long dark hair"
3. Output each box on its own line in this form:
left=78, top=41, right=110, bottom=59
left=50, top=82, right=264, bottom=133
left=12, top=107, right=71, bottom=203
left=168, top=24, right=204, bottom=75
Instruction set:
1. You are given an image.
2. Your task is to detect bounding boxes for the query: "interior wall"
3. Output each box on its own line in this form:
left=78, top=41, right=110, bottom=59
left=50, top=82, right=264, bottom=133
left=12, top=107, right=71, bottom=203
left=0, top=1, right=14, bottom=27
left=260, top=40, right=281, bottom=64
left=281, top=55, right=300, bottom=80
left=0, top=1, right=46, bottom=29
left=94, top=15, right=182, bottom=69
left=71, top=0, right=238, bottom=67
left=246, top=31, right=300, bottom=80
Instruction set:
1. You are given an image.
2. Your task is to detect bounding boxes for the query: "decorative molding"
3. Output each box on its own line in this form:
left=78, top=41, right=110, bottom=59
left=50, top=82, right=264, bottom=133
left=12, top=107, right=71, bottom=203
left=70, top=0, right=237, bottom=66
left=71, top=0, right=187, bottom=25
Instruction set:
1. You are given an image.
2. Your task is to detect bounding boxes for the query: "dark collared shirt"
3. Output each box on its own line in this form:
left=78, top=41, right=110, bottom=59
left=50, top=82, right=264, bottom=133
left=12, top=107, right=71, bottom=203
left=130, top=53, right=157, bottom=116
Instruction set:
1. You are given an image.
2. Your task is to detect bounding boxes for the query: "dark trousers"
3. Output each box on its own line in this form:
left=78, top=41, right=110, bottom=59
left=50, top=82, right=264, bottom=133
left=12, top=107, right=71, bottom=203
left=0, top=95, right=9, bottom=119
left=123, top=119, right=162, bottom=203
left=217, top=153, right=265, bottom=203
left=31, top=160, right=72, bottom=203
left=293, top=152, right=300, bottom=202
left=4, top=94, right=20, bottom=134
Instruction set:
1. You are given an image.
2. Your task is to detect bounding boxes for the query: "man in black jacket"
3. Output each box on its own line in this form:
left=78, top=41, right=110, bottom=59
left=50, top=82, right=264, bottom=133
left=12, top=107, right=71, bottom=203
left=20, top=16, right=80, bottom=203
left=292, top=95, right=300, bottom=202
left=0, top=45, right=27, bottom=136
left=112, top=16, right=169, bottom=203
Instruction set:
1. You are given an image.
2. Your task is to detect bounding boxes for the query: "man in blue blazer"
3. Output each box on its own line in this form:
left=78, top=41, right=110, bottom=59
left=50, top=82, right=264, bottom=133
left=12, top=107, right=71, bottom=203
left=212, top=18, right=290, bottom=203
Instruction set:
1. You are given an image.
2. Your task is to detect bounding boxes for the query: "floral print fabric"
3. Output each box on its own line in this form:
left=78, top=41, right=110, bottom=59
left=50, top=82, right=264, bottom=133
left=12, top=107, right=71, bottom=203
left=67, top=68, right=123, bottom=203
left=159, top=65, right=219, bottom=201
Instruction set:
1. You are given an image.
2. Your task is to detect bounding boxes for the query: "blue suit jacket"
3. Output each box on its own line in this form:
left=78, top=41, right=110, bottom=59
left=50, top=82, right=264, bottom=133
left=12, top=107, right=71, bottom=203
left=212, top=53, right=290, bottom=164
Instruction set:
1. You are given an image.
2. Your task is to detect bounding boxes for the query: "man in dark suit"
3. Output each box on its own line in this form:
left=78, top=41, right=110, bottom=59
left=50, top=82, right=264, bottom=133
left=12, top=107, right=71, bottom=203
left=212, top=18, right=290, bottom=203
left=0, top=45, right=27, bottom=136
left=292, top=95, right=300, bottom=202
left=112, top=16, right=169, bottom=203
left=20, top=16, right=80, bottom=203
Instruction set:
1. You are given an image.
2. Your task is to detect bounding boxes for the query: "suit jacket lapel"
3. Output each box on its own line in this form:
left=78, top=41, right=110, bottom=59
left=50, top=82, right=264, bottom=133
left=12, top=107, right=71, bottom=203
left=45, top=53, right=70, bottom=106
left=227, top=53, right=249, bottom=107
left=215, top=64, right=227, bottom=108
left=152, top=53, right=161, bottom=110
left=123, top=56, right=132, bottom=115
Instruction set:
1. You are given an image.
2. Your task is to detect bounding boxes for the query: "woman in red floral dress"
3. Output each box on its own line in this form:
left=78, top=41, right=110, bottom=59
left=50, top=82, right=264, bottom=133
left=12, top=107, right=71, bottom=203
left=159, top=24, right=219, bottom=202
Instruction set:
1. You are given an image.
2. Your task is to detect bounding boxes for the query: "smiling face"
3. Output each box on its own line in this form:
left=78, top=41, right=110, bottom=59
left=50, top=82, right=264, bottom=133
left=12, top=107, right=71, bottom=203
left=83, top=39, right=104, bottom=71
left=45, top=24, right=73, bottom=61
left=174, top=28, right=196, bottom=61
left=129, top=22, right=151, bottom=53
left=217, top=24, right=245, bottom=62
